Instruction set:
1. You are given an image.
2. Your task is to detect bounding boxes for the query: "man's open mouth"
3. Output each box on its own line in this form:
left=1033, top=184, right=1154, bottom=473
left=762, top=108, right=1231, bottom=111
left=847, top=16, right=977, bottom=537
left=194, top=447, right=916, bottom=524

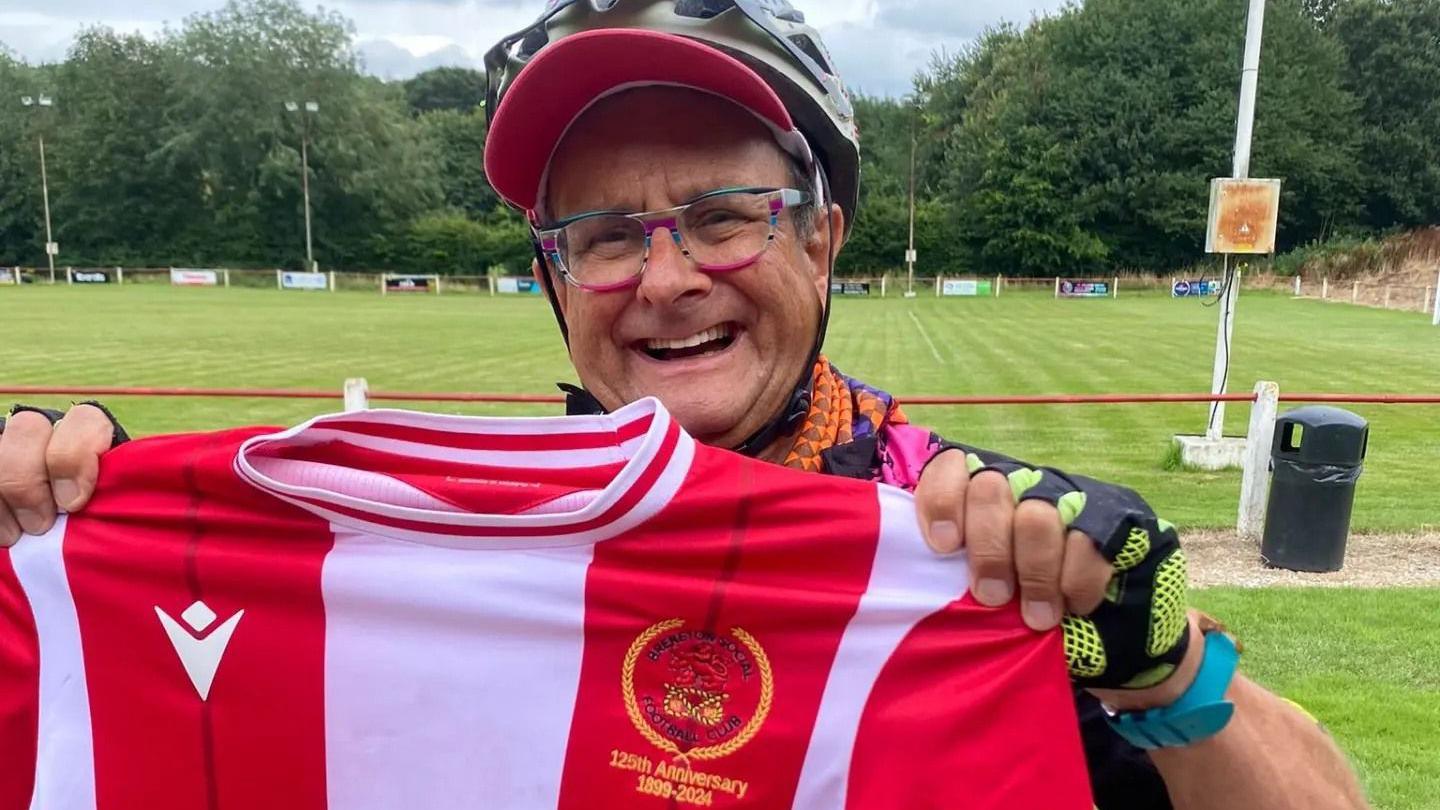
left=638, top=323, right=738, bottom=361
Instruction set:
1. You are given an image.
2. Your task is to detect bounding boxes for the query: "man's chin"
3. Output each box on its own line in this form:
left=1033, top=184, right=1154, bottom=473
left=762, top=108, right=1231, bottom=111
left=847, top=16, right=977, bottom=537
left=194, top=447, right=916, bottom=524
left=646, top=394, right=756, bottom=449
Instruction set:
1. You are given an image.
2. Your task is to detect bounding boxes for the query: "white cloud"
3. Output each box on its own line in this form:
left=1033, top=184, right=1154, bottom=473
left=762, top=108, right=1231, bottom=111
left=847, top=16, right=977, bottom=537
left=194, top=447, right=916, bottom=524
left=357, top=39, right=479, bottom=79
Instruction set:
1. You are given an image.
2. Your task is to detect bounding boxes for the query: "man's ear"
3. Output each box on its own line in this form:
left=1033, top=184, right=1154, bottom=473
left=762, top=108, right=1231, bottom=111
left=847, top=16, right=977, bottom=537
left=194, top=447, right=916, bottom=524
left=805, top=203, right=846, bottom=302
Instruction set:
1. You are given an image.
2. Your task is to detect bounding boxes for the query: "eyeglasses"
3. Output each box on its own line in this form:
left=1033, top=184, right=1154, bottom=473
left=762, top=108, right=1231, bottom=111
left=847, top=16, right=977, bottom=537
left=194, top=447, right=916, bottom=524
left=536, top=187, right=812, bottom=292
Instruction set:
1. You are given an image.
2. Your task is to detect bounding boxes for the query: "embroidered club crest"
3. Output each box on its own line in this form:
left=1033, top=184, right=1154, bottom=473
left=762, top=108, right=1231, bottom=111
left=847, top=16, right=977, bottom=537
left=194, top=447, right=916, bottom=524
left=622, top=619, right=773, bottom=761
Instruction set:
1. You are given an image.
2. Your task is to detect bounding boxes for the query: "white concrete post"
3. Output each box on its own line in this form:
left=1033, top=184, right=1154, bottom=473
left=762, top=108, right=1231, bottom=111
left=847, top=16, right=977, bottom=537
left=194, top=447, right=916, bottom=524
left=1383, top=286, right=1391, bottom=308
left=1112, top=277, right=1119, bottom=299
left=343, top=377, right=370, bottom=411
left=1433, top=268, right=1440, bottom=325
left=1351, top=281, right=1359, bottom=303
left=66, top=267, right=72, bottom=285
left=381, top=274, right=388, bottom=296
left=328, top=270, right=335, bottom=292
left=1054, top=277, right=1061, bottom=298
left=116, top=267, right=124, bottom=285
left=995, top=274, right=1002, bottom=297
left=935, top=275, right=942, bottom=297
left=436, top=275, right=443, bottom=296
left=1322, top=277, right=1329, bottom=299
left=1423, top=286, right=1433, bottom=316
left=1238, top=379, right=1281, bottom=540
left=880, top=274, right=887, bottom=298
left=223, top=268, right=231, bottom=288
left=1294, top=276, right=1301, bottom=296
left=276, top=269, right=283, bottom=290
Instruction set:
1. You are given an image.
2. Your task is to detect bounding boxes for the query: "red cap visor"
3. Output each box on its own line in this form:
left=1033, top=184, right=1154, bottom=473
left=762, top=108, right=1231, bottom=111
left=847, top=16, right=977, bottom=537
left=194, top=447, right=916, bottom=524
left=484, top=28, right=797, bottom=213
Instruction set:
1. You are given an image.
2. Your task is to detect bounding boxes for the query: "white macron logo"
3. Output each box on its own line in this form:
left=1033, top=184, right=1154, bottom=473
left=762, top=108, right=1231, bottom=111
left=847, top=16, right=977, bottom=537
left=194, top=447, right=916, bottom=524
left=155, top=601, right=245, bottom=701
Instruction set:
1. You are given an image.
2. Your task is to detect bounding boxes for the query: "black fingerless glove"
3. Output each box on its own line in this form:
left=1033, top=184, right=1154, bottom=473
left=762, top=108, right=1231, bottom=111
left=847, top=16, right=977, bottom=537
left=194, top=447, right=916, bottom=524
left=2, top=401, right=130, bottom=448
left=938, top=444, right=1191, bottom=690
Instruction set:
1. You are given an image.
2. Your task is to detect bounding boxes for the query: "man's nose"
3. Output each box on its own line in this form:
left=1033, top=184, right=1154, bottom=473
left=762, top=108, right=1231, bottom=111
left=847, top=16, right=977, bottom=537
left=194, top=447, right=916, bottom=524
left=637, top=225, right=711, bottom=306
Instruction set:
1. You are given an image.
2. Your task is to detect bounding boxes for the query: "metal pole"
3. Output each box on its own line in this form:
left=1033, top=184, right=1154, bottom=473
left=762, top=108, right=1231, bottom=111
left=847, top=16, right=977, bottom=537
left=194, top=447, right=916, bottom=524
left=38, top=135, right=56, bottom=281
left=1206, top=263, right=1241, bottom=440
left=1232, top=0, right=1268, bottom=180
left=301, top=134, right=315, bottom=273
left=906, top=108, right=917, bottom=297
left=1208, top=0, right=1267, bottom=440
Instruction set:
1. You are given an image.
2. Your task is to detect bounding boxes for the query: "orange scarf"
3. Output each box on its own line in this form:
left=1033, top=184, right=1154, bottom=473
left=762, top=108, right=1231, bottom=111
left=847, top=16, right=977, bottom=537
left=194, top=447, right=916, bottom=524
left=782, top=356, right=908, bottom=472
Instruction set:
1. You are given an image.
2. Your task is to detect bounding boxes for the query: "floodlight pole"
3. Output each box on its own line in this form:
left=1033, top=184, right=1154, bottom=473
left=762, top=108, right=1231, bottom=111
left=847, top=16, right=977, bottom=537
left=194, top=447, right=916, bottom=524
left=906, top=106, right=917, bottom=297
left=1206, top=0, right=1267, bottom=441
left=20, top=95, right=58, bottom=281
left=287, top=101, right=319, bottom=272
left=38, top=135, right=55, bottom=282
left=301, top=135, right=314, bottom=272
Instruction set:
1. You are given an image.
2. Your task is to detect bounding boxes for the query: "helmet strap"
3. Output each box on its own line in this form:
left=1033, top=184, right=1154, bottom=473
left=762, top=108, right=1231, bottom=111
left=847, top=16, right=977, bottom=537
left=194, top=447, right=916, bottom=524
left=732, top=165, right=834, bottom=458
left=532, top=236, right=572, bottom=347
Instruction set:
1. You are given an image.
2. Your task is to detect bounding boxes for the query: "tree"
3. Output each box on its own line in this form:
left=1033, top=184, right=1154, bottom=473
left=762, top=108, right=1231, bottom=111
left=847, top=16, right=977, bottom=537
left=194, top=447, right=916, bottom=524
left=47, top=28, right=195, bottom=265
left=160, top=0, right=438, bottom=267
left=1330, top=0, right=1440, bottom=230
left=0, top=50, right=45, bottom=265
left=403, top=208, right=530, bottom=275
left=404, top=67, right=486, bottom=115
left=419, top=108, right=498, bottom=219
left=920, top=0, right=1365, bottom=273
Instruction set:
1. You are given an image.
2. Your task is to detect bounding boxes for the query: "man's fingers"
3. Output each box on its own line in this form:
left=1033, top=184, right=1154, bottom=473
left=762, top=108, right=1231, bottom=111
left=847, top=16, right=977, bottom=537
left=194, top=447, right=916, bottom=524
left=46, top=405, right=115, bottom=513
left=0, top=411, right=59, bottom=535
left=1013, top=500, right=1065, bottom=630
left=964, top=471, right=1015, bottom=606
left=915, top=449, right=970, bottom=553
left=1060, top=530, right=1113, bottom=616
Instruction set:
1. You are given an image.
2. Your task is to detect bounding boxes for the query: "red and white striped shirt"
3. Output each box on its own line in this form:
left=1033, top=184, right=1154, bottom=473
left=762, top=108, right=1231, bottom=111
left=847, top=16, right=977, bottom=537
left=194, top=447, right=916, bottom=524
left=0, top=398, right=1089, bottom=810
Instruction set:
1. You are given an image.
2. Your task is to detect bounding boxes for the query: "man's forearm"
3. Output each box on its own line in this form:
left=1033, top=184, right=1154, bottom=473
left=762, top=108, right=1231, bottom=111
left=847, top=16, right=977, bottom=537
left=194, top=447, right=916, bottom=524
left=1151, top=675, right=1368, bottom=810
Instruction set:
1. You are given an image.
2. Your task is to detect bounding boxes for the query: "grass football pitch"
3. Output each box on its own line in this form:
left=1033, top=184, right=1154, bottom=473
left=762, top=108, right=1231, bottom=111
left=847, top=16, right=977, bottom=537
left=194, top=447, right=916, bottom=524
left=5, top=284, right=1439, bottom=807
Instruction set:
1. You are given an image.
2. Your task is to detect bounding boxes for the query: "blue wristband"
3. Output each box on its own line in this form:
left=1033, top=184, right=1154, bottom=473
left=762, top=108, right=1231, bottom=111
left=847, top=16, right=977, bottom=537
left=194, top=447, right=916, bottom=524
left=1106, top=630, right=1240, bottom=750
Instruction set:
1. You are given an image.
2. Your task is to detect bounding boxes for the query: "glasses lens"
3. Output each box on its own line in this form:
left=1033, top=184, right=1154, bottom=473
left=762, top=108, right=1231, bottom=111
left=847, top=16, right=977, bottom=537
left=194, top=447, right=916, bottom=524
left=560, top=215, right=647, bottom=286
left=679, top=192, right=774, bottom=269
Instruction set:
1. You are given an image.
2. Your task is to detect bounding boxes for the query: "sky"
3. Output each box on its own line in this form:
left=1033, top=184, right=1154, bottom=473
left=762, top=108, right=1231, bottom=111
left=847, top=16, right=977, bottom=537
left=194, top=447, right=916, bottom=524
left=0, top=0, right=1069, bottom=98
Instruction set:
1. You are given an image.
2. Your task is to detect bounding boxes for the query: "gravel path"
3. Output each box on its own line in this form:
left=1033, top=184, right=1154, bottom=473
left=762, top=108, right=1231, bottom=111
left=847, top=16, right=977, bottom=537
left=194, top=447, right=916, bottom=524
left=1185, top=530, right=1440, bottom=588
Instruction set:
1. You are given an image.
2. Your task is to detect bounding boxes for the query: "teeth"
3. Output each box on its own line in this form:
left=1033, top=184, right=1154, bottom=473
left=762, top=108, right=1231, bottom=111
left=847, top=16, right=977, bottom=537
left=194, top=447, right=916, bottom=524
left=645, top=324, right=732, bottom=351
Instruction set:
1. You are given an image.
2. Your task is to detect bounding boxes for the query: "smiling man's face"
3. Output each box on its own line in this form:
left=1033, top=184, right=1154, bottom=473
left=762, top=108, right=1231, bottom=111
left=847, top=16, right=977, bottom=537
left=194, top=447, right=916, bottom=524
left=543, top=86, right=836, bottom=456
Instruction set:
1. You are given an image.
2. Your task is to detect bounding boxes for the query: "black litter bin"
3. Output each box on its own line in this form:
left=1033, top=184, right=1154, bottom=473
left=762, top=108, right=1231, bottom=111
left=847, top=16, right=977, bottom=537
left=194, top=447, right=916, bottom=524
left=1261, top=406, right=1368, bottom=572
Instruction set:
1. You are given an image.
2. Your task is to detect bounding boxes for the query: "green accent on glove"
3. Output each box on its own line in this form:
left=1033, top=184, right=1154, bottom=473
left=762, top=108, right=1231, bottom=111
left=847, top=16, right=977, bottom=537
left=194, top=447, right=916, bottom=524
left=1007, top=468, right=1044, bottom=501
left=1147, top=549, right=1190, bottom=658
left=1057, top=491, right=1087, bottom=525
left=1105, top=576, right=1123, bottom=604
left=1157, top=517, right=1177, bottom=535
left=1063, top=615, right=1107, bottom=679
left=965, top=453, right=985, bottom=474
left=1113, top=527, right=1151, bottom=572
left=1122, top=663, right=1177, bottom=690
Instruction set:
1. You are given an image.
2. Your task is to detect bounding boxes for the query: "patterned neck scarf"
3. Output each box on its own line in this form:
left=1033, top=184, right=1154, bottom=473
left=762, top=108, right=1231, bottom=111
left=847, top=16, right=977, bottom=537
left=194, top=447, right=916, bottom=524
left=781, top=356, right=909, bottom=472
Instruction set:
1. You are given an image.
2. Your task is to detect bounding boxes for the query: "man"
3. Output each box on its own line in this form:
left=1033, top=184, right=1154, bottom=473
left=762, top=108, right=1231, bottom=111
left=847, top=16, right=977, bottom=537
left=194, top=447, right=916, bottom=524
left=0, top=1, right=1368, bottom=808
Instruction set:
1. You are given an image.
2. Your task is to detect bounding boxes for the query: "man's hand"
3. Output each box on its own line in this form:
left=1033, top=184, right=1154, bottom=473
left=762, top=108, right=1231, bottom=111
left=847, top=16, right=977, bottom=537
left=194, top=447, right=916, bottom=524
left=0, top=404, right=115, bottom=547
left=915, top=447, right=1191, bottom=696
left=917, top=448, right=1112, bottom=629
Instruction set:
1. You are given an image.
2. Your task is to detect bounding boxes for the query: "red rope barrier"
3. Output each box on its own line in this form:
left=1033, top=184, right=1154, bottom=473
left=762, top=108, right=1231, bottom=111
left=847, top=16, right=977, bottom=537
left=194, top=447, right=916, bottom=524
left=3, top=385, right=1438, bottom=406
